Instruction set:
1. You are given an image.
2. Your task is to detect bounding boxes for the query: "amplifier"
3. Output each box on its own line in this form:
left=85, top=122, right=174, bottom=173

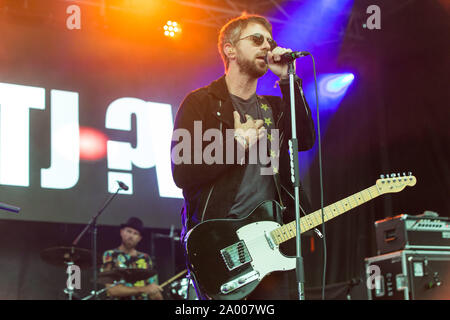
left=365, top=250, right=450, bottom=300
left=375, top=212, right=450, bottom=255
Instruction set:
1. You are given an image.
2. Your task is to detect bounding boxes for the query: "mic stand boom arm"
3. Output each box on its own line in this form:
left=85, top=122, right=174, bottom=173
left=72, top=187, right=122, bottom=299
left=0, top=201, right=20, bottom=213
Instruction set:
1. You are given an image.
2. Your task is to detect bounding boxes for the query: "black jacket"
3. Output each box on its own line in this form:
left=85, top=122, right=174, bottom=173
left=171, top=75, right=316, bottom=239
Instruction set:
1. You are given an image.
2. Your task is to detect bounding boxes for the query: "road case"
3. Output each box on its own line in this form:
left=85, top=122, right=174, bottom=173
left=365, top=250, right=450, bottom=300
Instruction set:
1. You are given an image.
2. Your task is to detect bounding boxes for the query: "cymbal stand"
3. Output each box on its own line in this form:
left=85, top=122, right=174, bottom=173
left=81, top=280, right=126, bottom=300
left=152, top=225, right=180, bottom=277
left=63, top=261, right=75, bottom=300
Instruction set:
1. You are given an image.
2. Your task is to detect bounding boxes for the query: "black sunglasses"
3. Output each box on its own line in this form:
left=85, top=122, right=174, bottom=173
left=236, top=33, right=278, bottom=51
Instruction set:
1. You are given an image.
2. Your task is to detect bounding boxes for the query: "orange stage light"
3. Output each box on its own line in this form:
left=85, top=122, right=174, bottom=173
left=163, top=20, right=181, bottom=38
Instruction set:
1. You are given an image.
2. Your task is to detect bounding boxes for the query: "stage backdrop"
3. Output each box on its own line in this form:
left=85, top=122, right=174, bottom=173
left=0, top=4, right=225, bottom=229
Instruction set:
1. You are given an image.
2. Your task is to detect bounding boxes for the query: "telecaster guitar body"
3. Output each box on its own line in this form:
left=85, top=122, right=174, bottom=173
left=185, top=200, right=291, bottom=300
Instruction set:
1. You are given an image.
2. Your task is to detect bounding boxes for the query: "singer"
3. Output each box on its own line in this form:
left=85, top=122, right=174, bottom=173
left=171, top=14, right=315, bottom=299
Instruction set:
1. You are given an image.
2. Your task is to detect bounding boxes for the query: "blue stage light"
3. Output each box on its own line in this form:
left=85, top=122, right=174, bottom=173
left=300, top=72, right=355, bottom=115
left=321, top=73, right=355, bottom=97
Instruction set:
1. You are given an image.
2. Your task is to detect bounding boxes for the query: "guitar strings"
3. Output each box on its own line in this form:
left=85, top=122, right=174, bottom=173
left=220, top=186, right=380, bottom=260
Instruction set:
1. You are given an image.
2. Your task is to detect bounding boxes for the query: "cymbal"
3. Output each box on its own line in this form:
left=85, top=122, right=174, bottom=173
left=40, top=246, right=98, bottom=268
left=98, top=268, right=157, bottom=284
left=97, top=270, right=120, bottom=285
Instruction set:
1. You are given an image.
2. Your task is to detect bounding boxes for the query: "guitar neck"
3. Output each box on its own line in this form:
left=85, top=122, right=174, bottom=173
left=270, top=185, right=381, bottom=246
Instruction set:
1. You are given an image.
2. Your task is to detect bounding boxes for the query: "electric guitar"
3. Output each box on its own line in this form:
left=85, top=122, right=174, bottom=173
left=185, top=174, right=417, bottom=300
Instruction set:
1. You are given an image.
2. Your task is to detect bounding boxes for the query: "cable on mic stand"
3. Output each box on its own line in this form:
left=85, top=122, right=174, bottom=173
left=284, top=51, right=326, bottom=300
left=306, top=53, right=327, bottom=300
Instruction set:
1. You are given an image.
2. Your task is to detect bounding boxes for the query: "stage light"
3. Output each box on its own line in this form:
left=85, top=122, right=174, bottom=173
left=302, top=72, right=355, bottom=113
left=163, top=20, right=181, bottom=37
left=320, top=73, right=355, bottom=98
left=325, top=73, right=354, bottom=93
left=79, top=127, right=108, bottom=161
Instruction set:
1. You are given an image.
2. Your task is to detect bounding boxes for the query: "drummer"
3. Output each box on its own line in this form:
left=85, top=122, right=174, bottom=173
left=100, top=217, right=163, bottom=300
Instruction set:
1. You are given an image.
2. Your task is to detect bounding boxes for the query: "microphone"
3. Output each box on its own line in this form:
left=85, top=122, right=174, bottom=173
left=0, top=201, right=20, bottom=213
left=117, top=181, right=129, bottom=191
left=265, top=51, right=309, bottom=64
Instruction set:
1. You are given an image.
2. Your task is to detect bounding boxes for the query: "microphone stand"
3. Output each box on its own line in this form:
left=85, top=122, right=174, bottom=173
left=72, top=186, right=123, bottom=300
left=287, top=61, right=306, bottom=300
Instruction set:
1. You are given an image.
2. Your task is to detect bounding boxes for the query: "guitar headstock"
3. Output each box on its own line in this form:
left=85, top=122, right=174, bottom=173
left=376, top=172, right=417, bottom=194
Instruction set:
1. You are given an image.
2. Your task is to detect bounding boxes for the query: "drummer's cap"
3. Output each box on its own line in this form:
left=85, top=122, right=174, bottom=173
left=120, top=217, right=144, bottom=235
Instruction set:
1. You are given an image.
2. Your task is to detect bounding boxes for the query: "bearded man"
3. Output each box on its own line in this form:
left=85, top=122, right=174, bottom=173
left=171, top=14, right=316, bottom=300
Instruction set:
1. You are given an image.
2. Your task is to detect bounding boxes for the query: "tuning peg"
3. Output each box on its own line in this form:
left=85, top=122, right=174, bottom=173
left=390, top=173, right=396, bottom=178
left=408, top=172, right=412, bottom=176
left=402, top=172, right=406, bottom=176
left=380, top=174, right=385, bottom=179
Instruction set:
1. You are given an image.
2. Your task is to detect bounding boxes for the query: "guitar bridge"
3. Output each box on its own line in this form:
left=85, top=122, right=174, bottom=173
left=220, top=240, right=252, bottom=271
left=220, top=270, right=259, bottom=295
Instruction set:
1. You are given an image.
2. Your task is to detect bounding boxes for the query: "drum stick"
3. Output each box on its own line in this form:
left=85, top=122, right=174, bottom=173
left=160, top=269, right=188, bottom=288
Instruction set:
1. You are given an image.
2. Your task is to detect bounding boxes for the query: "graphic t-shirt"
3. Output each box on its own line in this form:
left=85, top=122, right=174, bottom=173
left=100, top=249, right=158, bottom=300
left=228, top=93, right=277, bottom=219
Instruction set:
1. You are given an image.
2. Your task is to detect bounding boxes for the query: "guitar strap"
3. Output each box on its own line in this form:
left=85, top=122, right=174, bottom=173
left=257, top=95, right=286, bottom=211
left=273, top=172, right=286, bottom=210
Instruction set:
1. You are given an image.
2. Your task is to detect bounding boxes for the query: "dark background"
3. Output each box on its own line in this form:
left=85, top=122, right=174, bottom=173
left=304, top=0, right=449, bottom=289
left=0, top=0, right=448, bottom=299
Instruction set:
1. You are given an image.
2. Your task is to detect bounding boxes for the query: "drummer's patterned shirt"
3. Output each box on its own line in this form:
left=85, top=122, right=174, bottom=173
left=100, top=249, right=158, bottom=300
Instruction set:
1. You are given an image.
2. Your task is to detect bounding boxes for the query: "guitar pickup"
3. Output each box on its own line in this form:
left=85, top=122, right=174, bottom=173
left=220, top=240, right=252, bottom=271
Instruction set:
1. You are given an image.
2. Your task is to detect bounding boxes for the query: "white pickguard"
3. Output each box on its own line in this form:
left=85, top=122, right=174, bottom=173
left=236, top=221, right=296, bottom=280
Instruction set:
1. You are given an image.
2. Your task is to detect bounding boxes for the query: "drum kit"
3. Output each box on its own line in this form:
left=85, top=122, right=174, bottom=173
left=39, top=246, right=196, bottom=300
